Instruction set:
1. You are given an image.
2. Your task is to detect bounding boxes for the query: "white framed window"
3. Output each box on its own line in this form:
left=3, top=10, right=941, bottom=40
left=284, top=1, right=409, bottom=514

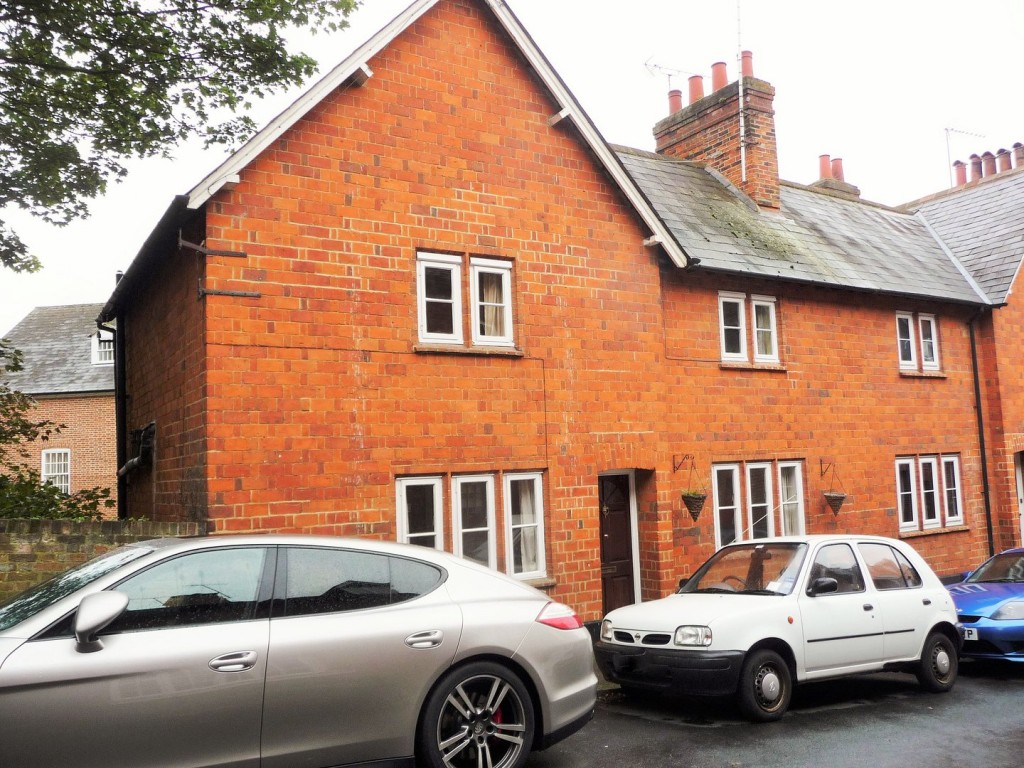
left=41, top=449, right=71, bottom=494
left=712, top=464, right=741, bottom=548
left=895, top=458, right=919, bottom=531
left=91, top=330, right=114, bottom=366
left=746, top=463, right=774, bottom=538
left=718, top=293, right=747, bottom=362
left=896, top=454, right=963, bottom=532
left=396, top=477, right=444, bottom=549
left=897, top=312, right=941, bottom=372
left=713, top=460, right=807, bottom=547
left=942, top=456, right=963, bottom=525
left=919, top=314, right=940, bottom=371
left=896, top=313, right=917, bottom=369
left=453, top=475, right=496, bottom=568
left=504, top=472, right=546, bottom=579
left=470, top=258, right=513, bottom=347
left=778, top=462, right=805, bottom=536
left=751, top=296, right=779, bottom=363
left=417, top=252, right=463, bottom=344
left=919, top=457, right=941, bottom=529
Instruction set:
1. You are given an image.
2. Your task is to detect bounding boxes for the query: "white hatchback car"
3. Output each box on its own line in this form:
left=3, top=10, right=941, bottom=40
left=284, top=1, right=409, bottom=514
left=594, top=535, right=962, bottom=721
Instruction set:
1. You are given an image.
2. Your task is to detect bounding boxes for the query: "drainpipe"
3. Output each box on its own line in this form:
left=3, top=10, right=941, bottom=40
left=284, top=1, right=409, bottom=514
left=97, top=311, right=128, bottom=520
left=969, top=311, right=995, bottom=556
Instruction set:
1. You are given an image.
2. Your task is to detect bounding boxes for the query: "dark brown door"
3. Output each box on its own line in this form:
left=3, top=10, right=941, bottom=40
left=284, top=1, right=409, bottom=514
left=599, top=474, right=635, bottom=615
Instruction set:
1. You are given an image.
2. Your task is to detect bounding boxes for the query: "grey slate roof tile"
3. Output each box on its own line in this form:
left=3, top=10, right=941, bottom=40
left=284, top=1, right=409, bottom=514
left=910, top=168, right=1024, bottom=304
left=2, top=304, right=114, bottom=396
left=615, top=146, right=988, bottom=305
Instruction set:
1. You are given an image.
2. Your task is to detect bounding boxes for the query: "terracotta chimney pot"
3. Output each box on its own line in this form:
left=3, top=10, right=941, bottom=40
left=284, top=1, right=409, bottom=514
left=818, top=154, right=833, bottom=179
left=970, top=154, right=983, bottom=182
left=831, top=157, right=845, bottom=182
left=688, top=74, right=704, bottom=104
left=953, top=160, right=967, bottom=186
left=982, top=151, right=996, bottom=177
left=1014, top=142, right=1024, bottom=168
left=997, top=149, right=1012, bottom=173
left=668, top=89, right=682, bottom=115
left=711, top=61, right=728, bottom=91
left=741, top=50, right=753, bottom=78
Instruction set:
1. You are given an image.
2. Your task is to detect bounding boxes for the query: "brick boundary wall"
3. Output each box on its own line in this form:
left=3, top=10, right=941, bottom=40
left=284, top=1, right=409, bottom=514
left=0, top=519, right=211, bottom=603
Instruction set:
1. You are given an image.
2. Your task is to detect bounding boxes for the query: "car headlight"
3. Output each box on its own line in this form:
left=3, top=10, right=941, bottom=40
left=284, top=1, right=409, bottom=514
left=600, top=619, right=613, bottom=641
left=992, top=600, right=1024, bottom=621
left=674, top=625, right=712, bottom=647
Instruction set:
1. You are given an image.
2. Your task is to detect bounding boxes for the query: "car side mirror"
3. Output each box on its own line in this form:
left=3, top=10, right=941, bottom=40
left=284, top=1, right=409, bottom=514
left=74, top=591, right=129, bottom=653
left=807, top=577, right=839, bottom=597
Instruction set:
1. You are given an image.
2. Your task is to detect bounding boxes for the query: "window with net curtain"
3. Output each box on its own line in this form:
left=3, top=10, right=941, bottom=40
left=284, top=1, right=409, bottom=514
left=505, top=473, right=545, bottom=579
left=471, top=257, right=513, bottom=347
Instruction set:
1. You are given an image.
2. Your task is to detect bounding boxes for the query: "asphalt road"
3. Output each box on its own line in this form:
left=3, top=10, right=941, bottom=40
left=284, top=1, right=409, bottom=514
left=528, top=660, right=1024, bottom=768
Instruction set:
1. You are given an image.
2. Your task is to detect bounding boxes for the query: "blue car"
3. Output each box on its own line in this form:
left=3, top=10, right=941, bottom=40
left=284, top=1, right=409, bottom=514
left=948, top=547, right=1024, bottom=662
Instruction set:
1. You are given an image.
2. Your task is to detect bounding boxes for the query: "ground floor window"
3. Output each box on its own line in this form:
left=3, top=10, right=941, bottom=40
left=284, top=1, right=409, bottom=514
left=396, top=471, right=546, bottom=580
left=712, top=460, right=805, bottom=548
left=896, top=454, right=963, bottom=532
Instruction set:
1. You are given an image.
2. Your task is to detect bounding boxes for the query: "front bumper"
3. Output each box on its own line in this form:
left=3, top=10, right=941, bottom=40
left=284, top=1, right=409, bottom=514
left=593, top=640, right=744, bottom=697
left=959, top=620, right=1024, bottom=661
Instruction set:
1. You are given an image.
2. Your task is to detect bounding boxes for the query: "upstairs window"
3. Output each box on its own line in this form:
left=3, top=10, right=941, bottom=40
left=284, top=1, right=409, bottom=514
left=417, top=253, right=463, bottom=345
left=417, top=251, right=515, bottom=349
left=897, top=312, right=940, bottom=372
left=92, top=330, right=114, bottom=366
left=41, top=449, right=71, bottom=494
left=719, top=292, right=779, bottom=365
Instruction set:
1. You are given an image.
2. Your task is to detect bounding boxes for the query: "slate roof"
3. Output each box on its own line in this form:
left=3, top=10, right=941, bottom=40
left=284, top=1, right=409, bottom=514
left=615, top=146, right=988, bottom=306
left=2, top=304, right=114, bottom=396
left=909, top=167, right=1024, bottom=305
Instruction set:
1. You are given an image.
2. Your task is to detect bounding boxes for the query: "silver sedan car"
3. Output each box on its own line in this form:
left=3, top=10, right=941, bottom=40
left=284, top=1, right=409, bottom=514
left=0, top=535, right=596, bottom=768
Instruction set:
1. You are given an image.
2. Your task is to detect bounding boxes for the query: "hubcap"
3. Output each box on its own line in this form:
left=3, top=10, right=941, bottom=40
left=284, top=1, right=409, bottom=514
left=934, top=648, right=951, bottom=676
left=759, top=670, right=781, bottom=702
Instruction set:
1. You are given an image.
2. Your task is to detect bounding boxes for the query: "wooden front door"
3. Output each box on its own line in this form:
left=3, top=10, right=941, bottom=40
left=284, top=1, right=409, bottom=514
left=599, top=473, right=636, bottom=615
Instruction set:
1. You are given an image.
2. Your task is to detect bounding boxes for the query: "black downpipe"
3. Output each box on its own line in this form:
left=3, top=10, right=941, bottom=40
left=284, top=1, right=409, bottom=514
left=969, top=314, right=996, bottom=556
left=99, top=315, right=128, bottom=519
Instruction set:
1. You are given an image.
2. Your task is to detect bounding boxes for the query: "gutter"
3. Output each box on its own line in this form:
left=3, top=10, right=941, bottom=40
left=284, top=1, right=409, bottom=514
left=96, top=313, right=127, bottom=519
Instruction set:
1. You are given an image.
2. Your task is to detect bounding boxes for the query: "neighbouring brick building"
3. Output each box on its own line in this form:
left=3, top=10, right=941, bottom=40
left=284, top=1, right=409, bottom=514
left=98, top=0, right=1022, bottom=621
left=2, top=304, right=117, bottom=507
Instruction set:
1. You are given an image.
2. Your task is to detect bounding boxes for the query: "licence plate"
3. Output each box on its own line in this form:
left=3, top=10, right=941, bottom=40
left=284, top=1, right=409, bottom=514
left=963, top=628, right=978, bottom=641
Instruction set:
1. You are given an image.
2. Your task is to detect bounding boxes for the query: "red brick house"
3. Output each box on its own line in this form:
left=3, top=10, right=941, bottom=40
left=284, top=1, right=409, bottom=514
left=2, top=304, right=117, bottom=507
left=99, top=0, right=1017, bottom=621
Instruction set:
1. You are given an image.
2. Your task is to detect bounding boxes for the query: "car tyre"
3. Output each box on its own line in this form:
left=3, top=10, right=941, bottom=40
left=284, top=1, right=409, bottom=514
left=417, top=660, right=535, bottom=768
left=736, top=649, right=791, bottom=722
left=916, top=631, right=958, bottom=692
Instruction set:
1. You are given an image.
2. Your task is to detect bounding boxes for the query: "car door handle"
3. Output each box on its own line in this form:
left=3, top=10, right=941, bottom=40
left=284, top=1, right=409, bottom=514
left=406, top=630, right=444, bottom=649
left=863, top=604, right=874, bottom=611
left=209, top=651, right=258, bottom=673
left=923, top=598, right=932, bottom=605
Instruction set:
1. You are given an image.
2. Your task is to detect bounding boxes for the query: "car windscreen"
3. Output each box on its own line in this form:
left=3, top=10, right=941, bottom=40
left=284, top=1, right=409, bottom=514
left=681, top=542, right=807, bottom=595
left=965, top=552, right=1024, bottom=583
left=0, top=545, right=153, bottom=631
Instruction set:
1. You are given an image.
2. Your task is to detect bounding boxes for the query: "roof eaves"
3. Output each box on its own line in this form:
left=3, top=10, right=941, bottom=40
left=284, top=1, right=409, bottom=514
left=481, top=0, right=690, bottom=268
left=185, top=0, right=440, bottom=210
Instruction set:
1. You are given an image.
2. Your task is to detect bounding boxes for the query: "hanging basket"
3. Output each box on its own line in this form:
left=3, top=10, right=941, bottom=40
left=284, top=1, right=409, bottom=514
left=823, top=491, right=847, bottom=516
left=682, top=492, right=707, bottom=522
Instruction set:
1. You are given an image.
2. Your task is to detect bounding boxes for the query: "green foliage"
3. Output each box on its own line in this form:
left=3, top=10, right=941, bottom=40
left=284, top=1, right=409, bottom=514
left=0, top=0, right=359, bottom=272
left=0, top=338, right=114, bottom=519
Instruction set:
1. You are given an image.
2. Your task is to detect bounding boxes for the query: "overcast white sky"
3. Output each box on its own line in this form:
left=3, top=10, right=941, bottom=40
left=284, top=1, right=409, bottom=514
left=2, top=0, right=1021, bottom=335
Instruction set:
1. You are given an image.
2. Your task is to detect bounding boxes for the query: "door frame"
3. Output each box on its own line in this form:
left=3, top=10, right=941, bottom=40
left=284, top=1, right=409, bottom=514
left=598, top=470, right=641, bottom=606
left=1015, top=452, right=1024, bottom=546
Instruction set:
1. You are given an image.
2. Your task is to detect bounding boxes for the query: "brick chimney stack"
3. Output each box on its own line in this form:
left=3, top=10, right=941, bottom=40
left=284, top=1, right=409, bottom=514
left=654, top=51, right=780, bottom=210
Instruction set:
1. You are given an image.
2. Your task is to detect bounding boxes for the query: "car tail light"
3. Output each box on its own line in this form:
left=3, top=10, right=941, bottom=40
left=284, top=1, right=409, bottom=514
left=535, top=601, right=584, bottom=630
